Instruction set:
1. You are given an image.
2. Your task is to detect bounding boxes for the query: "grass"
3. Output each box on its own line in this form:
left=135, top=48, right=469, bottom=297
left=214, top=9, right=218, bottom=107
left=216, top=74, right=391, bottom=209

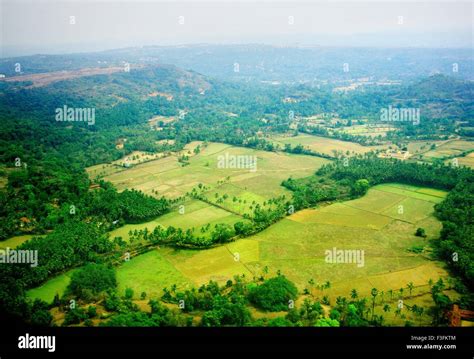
left=116, top=249, right=193, bottom=299
left=272, top=134, right=388, bottom=156
left=421, top=139, right=473, bottom=160
left=26, top=270, right=75, bottom=304
left=0, top=234, right=42, bottom=249
left=98, top=142, right=329, bottom=200
left=28, top=176, right=453, bottom=325
left=446, top=151, right=474, bottom=169
left=109, top=199, right=246, bottom=241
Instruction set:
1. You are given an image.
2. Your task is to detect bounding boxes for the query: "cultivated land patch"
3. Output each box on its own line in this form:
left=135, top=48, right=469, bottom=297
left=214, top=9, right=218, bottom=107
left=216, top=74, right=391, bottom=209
left=26, top=270, right=75, bottom=304
left=97, top=142, right=328, bottom=212
left=272, top=134, right=387, bottom=156
left=28, top=179, right=452, bottom=325
left=0, top=234, right=42, bottom=249
left=421, top=139, right=474, bottom=160
left=109, top=199, right=245, bottom=241
left=116, top=249, right=193, bottom=299
left=447, top=151, right=474, bottom=169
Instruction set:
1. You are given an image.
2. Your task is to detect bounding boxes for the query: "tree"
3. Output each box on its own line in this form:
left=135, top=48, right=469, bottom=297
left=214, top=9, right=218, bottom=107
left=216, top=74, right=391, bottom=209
left=371, top=288, right=378, bottom=321
left=67, top=263, right=117, bottom=301
left=248, top=276, right=298, bottom=312
left=352, top=179, right=370, bottom=197
left=415, top=228, right=427, bottom=238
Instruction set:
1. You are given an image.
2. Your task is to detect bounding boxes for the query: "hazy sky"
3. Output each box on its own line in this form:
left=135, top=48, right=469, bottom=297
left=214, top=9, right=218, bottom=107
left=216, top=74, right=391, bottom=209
left=1, top=0, right=472, bottom=56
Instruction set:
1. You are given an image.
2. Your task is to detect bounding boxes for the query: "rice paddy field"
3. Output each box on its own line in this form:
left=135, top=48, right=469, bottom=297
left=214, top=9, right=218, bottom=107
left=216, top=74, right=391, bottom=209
left=108, top=198, right=247, bottom=241
left=420, top=139, right=473, bottom=161
left=337, top=124, right=396, bottom=138
left=447, top=151, right=474, bottom=169
left=271, top=134, right=388, bottom=156
left=95, top=141, right=329, bottom=202
left=0, top=234, right=41, bottom=249
left=28, top=182, right=454, bottom=325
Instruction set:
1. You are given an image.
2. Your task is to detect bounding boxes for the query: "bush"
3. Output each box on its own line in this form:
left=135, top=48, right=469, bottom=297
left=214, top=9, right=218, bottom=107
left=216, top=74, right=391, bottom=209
left=415, top=228, right=427, bottom=238
left=248, top=276, right=298, bottom=311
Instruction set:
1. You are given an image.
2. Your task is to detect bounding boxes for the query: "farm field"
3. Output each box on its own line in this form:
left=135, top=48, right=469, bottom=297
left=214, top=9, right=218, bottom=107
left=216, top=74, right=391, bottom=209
left=420, top=139, right=474, bottom=161
left=28, top=183, right=452, bottom=325
left=109, top=198, right=246, bottom=241
left=338, top=124, right=396, bottom=138
left=272, top=134, right=388, bottom=157
left=0, top=234, right=42, bottom=249
left=447, top=152, right=474, bottom=169
left=407, top=140, right=445, bottom=156
left=97, top=141, right=329, bottom=203
left=26, top=270, right=75, bottom=304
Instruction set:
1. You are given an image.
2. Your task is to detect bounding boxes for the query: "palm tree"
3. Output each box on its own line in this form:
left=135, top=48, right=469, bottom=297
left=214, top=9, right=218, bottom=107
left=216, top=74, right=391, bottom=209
left=407, top=282, right=414, bottom=297
left=350, top=289, right=358, bottom=300
left=394, top=308, right=402, bottom=318
left=399, top=288, right=404, bottom=299
left=383, top=304, right=391, bottom=313
left=388, top=289, right=394, bottom=301
left=371, top=288, right=378, bottom=320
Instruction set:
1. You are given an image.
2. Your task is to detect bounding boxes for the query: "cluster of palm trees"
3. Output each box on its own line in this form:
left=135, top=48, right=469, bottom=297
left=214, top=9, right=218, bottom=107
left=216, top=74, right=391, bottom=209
left=305, top=278, right=433, bottom=325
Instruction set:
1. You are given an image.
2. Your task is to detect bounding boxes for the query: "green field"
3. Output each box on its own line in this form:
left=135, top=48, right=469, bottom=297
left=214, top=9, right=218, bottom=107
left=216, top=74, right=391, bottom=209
left=28, top=182, right=452, bottom=325
left=116, top=249, right=193, bottom=299
left=97, top=142, right=329, bottom=201
left=272, top=134, right=388, bottom=157
left=26, top=270, right=75, bottom=303
left=109, top=199, right=246, bottom=241
left=0, top=234, right=42, bottom=249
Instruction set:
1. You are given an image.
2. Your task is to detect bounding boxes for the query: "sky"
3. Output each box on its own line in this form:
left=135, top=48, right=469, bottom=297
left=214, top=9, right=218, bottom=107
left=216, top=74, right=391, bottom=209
left=1, top=0, right=473, bottom=56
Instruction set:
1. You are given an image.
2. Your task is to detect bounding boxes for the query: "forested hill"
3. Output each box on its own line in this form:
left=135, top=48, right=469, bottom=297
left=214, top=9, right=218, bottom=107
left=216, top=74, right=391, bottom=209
left=2, top=45, right=473, bottom=81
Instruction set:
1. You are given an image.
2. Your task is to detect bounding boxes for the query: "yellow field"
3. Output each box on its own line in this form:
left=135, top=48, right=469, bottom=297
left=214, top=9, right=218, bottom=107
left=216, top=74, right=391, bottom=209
left=422, top=139, right=474, bottom=160
left=272, top=134, right=388, bottom=157
left=98, top=142, right=329, bottom=201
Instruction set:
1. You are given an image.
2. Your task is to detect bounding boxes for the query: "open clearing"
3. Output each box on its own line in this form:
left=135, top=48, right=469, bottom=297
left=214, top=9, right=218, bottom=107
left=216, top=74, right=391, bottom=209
left=272, top=134, right=388, bottom=156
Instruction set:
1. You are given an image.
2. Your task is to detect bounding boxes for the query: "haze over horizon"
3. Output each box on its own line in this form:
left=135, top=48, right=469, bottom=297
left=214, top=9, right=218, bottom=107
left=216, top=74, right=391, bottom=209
left=1, top=0, right=472, bottom=57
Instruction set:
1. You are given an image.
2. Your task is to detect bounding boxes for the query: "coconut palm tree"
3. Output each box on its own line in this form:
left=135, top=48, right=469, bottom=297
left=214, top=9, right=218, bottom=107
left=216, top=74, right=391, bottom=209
left=371, top=288, right=379, bottom=320
left=350, top=289, right=358, bottom=300
left=407, top=282, right=414, bottom=297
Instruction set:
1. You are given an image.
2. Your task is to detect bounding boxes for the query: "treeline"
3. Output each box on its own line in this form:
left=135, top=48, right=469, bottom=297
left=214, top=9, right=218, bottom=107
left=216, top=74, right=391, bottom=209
left=125, top=196, right=290, bottom=249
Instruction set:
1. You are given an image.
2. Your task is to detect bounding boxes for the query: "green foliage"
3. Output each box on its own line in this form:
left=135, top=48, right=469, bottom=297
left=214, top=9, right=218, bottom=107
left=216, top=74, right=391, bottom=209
left=248, top=276, right=298, bottom=312
left=67, top=263, right=117, bottom=301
